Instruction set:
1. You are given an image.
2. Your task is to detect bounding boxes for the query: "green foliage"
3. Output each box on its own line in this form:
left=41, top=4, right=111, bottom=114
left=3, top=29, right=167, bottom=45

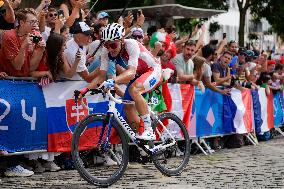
left=176, top=0, right=228, bottom=10
left=175, top=18, right=204, bottom=34
left=90, top=0, right=154, bottom=13
left=209, top=22, right=220, bottom=36
left=251, top=0, right=284, bottom=40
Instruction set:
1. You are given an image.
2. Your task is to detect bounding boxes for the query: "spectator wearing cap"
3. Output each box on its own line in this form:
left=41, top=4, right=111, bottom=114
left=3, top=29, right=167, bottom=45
left=63, top=21, right=96, bottom=82
left=267, top=59, right=276, bottom=73
left=60, top=0, right=85, bottom=34
left=96, top=11, right=109, bottom=27
left=0, top=8, right=46, bottom=77
left=130, top=27, right=144, bottom=43
left=0, top=0, right=15, bottom=30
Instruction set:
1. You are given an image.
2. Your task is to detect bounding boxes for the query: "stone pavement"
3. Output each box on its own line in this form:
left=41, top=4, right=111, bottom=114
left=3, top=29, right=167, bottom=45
left=1, top=136, right=284, bottom=189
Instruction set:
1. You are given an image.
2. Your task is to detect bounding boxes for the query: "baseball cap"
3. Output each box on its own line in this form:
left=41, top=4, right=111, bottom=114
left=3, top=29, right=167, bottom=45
left=238, top=47, right=247, bottom=55
left=267, top=59, right=276, bottom=65
left=72, top=22, right=93, bottom=35
left=246, top=50, right=255, bottom=58
left=97, top=11, right=109, bottom=19
left=131, top=27, right=144, bottom=38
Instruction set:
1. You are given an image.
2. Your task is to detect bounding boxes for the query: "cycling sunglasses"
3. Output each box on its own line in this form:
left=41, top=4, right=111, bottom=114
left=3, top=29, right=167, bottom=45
left=103, top=41, right=120, bottom=49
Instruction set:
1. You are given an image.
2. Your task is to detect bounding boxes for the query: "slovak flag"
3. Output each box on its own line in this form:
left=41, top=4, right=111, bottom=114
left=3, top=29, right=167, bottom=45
left=42, top=81, right=109, bottom=152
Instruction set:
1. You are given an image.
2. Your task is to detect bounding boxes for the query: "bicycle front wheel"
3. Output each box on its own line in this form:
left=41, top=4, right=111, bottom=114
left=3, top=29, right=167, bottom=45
left=71, top=113, right=129, bottom=187
left=151, top=112, right=191, bottom=176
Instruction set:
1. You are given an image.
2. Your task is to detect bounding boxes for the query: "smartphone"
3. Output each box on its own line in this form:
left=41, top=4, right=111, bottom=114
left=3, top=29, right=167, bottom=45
left=137, top=9, right=142, bottom=16
left=57, top=9, right=64, bottom=19
left=43, top=0, right=49, bottom=11
left=223, top=33, right=227, bottom=39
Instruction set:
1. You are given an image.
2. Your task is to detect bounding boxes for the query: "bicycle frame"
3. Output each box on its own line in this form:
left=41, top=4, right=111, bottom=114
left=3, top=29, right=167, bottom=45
left=80, top=90, right=177, bottom=155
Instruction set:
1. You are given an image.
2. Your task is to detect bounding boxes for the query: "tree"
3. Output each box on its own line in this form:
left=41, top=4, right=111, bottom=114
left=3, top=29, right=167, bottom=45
left=251, top=0, right=284, bottom=40
left=236, top=0, right=260, bottom=47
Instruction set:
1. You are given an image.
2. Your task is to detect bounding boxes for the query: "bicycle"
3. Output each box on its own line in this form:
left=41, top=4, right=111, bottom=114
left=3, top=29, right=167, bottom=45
left=71, top=87, right=191, bottom=187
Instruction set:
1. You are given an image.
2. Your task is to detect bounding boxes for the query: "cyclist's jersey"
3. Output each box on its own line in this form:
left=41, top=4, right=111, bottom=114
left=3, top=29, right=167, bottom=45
left=100, top=39, right=161, bottom=76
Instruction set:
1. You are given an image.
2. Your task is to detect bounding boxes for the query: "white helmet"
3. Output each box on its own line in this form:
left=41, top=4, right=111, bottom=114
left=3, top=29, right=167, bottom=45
left=101, top=23, right=125, bottom=42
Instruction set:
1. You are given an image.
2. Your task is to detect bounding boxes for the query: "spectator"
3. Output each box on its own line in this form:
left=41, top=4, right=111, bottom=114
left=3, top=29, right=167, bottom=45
left=228, top=40, right=238, bottom=56
left=211, top=51, right=233, bottom=87
left=96, top=11, right=109, bottom=27
left=0, top=0, right=15, bottom=30
left=0, top=8, right=46, bottom=77
left=130, top=27, right=144, bottom=43
left=63, top=21, right=96, bottom=82
left=30, top=33, right=80, bottom=82
left=201, top=44, right=230, bottom=95
left=40, top=8, right=64, bottom=41
left=143, top=25, right=157, bottom=50
left=160, top=47, right=177, bottom=83
left=60, top=0, right=85, bottom=34
left=59, top=24, right=70, bottom=41
left=83, top=7, right=92, bottom=26
left=172, top=40, right=196, bottom=84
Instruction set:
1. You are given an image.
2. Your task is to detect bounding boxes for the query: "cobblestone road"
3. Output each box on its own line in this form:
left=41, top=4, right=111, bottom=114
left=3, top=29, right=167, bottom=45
left=1, top=136, right=284, bottom=189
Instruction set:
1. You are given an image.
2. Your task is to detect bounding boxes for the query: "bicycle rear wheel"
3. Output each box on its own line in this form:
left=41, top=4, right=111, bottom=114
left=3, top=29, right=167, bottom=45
left=151, top=112, right=191, bottom=176
left=71, top=113, right=128, bottom=187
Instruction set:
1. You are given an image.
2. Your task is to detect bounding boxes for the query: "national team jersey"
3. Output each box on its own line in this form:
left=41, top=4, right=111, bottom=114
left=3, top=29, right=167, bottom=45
left=100, top=39, right=160, bottom=76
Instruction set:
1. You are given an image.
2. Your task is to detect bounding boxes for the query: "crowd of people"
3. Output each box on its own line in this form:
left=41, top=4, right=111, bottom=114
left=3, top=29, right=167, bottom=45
left=0, top=0, right=284, bottom=179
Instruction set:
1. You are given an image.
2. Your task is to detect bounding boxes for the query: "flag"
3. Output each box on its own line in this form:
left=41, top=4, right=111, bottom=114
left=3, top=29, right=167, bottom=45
left=273, top=91, right=284, bottom=127
left=161, top=84, right=194, bottom=138
left=252, top=88, right=274, bottom=135
left=229, top=88, right=253, bottom=134
left=42, top=81, right=110, bottom=152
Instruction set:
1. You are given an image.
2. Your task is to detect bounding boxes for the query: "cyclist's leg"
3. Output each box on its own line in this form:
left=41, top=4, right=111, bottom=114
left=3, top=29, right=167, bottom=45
left=128, top=67, right=162, bottom=140
left=123, top=79, right=140, bottom=130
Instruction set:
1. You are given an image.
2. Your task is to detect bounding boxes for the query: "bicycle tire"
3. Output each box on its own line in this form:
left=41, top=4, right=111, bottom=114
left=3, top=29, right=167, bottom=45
left=71, top=113, right=129, bottom=187
left=151, top=112, right=191, bottom=176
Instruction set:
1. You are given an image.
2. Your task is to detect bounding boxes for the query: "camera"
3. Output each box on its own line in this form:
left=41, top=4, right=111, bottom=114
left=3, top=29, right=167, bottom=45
left=230, top=75, right=252, bottom=89
left=31, top=35, right=42, bottom=44
left=230, top=75, right=241, bottom=88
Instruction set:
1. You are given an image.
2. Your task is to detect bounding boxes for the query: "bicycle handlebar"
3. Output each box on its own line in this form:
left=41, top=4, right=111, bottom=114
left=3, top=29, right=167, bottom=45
left=74, top=87, right=134, bottom=111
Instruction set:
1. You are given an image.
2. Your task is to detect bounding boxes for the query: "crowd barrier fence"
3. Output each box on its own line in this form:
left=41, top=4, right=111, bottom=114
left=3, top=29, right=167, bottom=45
left=0, top=79, right=283, bottom=155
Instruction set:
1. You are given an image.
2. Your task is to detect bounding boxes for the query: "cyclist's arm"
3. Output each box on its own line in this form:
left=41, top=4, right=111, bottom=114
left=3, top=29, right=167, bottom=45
left=86, top=70, right=107, bottom=89
left=112, top=39, right=139, bottom=85
left=113, top=65, right=136, bottom=85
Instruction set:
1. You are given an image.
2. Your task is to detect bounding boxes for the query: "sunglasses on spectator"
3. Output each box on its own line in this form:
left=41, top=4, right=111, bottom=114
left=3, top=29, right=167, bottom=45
left=133, top=35, right=143, bottom=39
left=103, top=41, right=120, bottom=49
left=49, top=13, right=58, bottom=17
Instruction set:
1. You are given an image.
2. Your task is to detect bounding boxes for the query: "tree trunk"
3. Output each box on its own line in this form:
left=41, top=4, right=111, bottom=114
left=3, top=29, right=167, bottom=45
left=238, top=9, right=247, bottom=47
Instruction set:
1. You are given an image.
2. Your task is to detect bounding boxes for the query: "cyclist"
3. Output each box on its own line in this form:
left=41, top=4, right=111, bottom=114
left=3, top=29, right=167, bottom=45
left=79, top=23, right=163, bottom=140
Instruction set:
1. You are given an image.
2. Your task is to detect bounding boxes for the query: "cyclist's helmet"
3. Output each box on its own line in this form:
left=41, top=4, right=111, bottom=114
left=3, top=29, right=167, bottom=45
left=101, top=23, right=125, bottom=42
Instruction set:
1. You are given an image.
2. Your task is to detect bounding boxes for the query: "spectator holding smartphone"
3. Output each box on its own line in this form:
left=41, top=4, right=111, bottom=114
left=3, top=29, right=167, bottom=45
left=60, top=0, right=85, bottom=34
left=63, top=21, right=96, bottom=82
left=0, top=8, right=46, bottom=77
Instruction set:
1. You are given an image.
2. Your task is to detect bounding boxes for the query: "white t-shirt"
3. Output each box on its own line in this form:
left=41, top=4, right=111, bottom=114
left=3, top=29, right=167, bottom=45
left=87, top=40, right=102, bottom=58
left=63, top=38, right=88, bottom=80
left=41, top=26, right=51, bottom=42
